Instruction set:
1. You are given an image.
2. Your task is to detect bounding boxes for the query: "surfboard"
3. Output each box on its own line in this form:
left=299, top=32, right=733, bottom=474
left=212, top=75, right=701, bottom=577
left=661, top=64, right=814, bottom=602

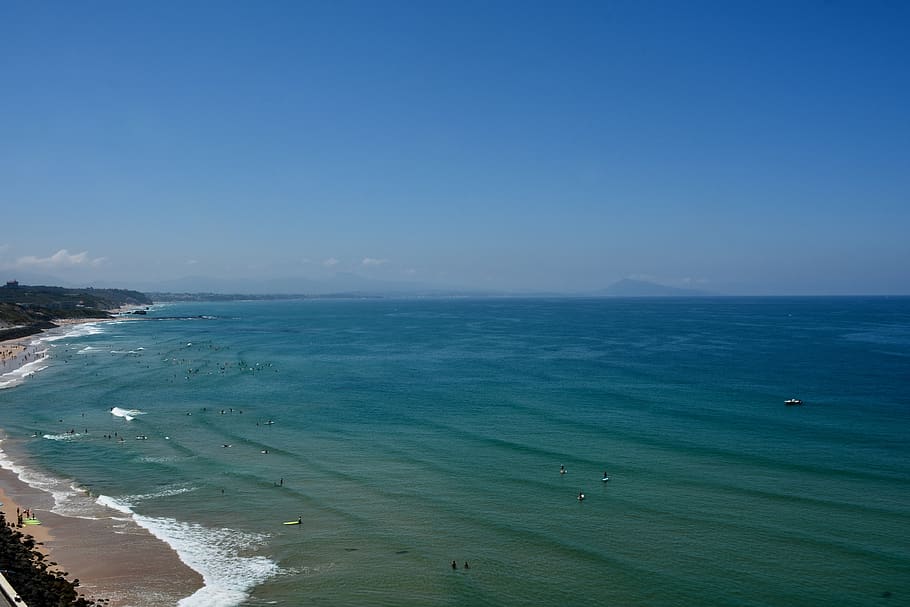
left=23, top=518, right=41, bottom=525
left=283, top=520, right=301, bottom=525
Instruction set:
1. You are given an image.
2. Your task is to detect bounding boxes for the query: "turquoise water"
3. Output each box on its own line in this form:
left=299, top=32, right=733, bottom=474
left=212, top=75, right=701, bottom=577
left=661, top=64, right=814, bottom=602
left=1, top=297, right=908, bottom=606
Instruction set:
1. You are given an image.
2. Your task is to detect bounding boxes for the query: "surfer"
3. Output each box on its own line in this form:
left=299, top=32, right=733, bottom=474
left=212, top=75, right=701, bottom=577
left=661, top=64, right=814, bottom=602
left=451, top=560, right=457, bottom=570
left=560, top=464, right=566, bottom=474
left=578, top=492, right=585, bottom=501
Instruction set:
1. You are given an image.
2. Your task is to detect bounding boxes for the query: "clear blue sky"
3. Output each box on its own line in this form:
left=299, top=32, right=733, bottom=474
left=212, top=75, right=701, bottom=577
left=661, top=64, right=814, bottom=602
left=2, top=1, right=908, bottom=294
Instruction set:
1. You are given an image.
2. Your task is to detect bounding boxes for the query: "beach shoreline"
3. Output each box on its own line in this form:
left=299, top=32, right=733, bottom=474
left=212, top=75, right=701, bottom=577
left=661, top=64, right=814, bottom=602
left=0, top=312, right=140, bottom=389
left=0, top=311, right=205, bottom=606
left=0, top=453, right=203, bottom=606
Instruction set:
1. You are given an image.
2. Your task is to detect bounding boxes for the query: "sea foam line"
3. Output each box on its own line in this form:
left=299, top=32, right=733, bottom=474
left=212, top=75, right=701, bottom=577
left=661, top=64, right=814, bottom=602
left=0, top=356, right=50, bottom=389
left=1, top=321, right=110, bottom=389
left=96, top=494, right=282, bottom=607
left=38, top=321, right=108, bottom=343
left=1, top=440, right=278, bottom=604
left=0, top=440, right=103, bottom=519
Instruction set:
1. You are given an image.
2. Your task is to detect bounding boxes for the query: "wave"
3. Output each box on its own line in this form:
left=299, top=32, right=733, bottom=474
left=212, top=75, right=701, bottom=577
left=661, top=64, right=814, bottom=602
left=0, top=352, right=50, bottom=390
left=96, top=494, right=282, bottom=607
left=42, top=432, right=83, bottom=441
left=39, top=322, right=107, bottom=343
left=1, top=440, right=279, bottom=605
left=109, top=347, right=145, bottom=355
left=138, top=455, right=184, bottom=464
left=120, top=484, right=198, bottom=503
left=1, top=439, right=278, bottom=606
left=111, top=407, right=145, bottom=421
left=0, top=440, right=103, bottom=519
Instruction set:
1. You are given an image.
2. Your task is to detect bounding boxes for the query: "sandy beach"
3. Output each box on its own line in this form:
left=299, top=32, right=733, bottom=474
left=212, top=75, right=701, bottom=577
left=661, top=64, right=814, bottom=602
left=0, top=340, right=42, bottom=375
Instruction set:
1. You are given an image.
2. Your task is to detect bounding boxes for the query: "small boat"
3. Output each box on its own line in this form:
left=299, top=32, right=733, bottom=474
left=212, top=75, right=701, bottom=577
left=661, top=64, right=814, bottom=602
left=784, top=398, right=803, bottom=406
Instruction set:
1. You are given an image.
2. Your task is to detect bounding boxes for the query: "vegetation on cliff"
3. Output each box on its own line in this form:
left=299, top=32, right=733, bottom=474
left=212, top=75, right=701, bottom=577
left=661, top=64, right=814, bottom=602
left=0, top=283, right=151, bottom=339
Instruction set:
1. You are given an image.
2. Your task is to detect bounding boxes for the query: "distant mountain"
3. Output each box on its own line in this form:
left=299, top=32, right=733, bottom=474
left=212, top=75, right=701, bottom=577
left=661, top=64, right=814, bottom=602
left=598, top=278, right=712, bottom=297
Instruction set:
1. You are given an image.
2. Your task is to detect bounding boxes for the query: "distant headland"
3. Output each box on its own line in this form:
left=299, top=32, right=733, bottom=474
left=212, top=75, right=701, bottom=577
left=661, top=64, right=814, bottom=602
left=0, top=282, right=152, bottom=342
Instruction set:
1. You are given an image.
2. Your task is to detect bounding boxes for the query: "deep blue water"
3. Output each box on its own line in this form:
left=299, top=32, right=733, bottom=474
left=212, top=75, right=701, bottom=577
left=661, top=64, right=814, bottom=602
left=1, top=297, right=908, bottom=606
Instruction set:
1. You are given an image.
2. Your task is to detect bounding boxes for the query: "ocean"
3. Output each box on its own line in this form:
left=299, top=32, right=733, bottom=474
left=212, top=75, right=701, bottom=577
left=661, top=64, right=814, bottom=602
left=0, top=297, right=908, bottom=606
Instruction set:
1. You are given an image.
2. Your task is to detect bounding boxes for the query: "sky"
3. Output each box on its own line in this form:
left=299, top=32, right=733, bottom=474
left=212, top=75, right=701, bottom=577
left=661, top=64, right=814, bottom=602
left=1, top=1, right=909, bottom=295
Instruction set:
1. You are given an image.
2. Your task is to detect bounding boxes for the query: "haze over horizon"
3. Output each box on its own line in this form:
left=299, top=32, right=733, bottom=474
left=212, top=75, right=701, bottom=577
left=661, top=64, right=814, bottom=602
left=2, top=2, right=908, bottom=296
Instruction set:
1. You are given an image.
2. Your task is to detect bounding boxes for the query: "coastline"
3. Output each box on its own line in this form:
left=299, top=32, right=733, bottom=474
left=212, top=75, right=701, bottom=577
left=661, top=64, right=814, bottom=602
left=0, top=313, right=205, bottom=606
left=0, top=454, right=203, bottom=606
left=0, top=313, right=134, bottom=389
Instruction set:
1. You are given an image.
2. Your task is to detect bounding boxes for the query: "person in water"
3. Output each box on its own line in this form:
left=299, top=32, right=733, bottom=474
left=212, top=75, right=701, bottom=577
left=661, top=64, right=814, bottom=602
left=578, top=492, right=585, bottom=501
left=451, top=560, right=457, bottom=570
left=560, top=464, right=566, bottom=474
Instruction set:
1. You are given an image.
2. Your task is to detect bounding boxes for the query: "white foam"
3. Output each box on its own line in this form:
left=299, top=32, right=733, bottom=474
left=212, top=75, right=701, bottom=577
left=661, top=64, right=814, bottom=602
left=139, top=455, right=183, bottom=464
left=1, top=322, right=110, bottom=388
left=110, top=349, right=145, bottom=355
left=123, top=484, right=197, bottom=503
left=42, top=432, right=82, bottom=441
left=0, top=440, right=104, bottom=518
left=0, top=352, right=51, bottom=389
left=40, top=322, right=107, bottom=342
left=96, top=495, right=281, bottom=607
left=111, top=407, right=145, bottom=421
